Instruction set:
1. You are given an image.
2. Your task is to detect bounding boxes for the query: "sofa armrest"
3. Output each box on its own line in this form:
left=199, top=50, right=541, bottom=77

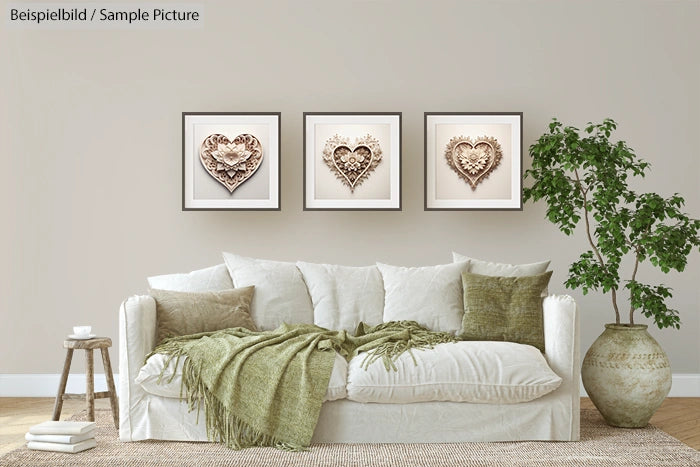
left=118, top=295, right=157, bottom=441
left=543, top=294, right=580, bottom=439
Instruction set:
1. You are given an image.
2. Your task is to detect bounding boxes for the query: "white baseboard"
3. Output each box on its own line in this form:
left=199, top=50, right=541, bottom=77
left=579, top=373, right=700, bottom=398
left=0, top=374, right=120, bottom=397
left=1, top=373, right=698, bottom=397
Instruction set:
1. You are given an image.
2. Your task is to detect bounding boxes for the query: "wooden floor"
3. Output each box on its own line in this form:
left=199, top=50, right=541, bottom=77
left=0, top=398, right=698, bottom=456
left=0, top=398, right=111, bottom=456
left=581, top=398, right=699, bottom=449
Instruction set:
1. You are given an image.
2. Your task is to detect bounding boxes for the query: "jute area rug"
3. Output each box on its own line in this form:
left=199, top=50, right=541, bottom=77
left=1, top=409, right=698, bottom=467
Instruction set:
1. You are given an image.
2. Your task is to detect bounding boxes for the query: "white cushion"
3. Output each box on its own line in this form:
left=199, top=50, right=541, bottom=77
left=136, top=351, right=348, bottom=402
left=452, top=253, right=551, bottom=296
left=377, top=261, right=469, bottom=333
left=222, top=253, right=314, bottom=330
left=147, top=264, right=233, bottom=292
left=452, top=252, right=550, bottom=276
left=346, top=341, right=562, bottom=404
left=297, top=262, right=384, bottom=333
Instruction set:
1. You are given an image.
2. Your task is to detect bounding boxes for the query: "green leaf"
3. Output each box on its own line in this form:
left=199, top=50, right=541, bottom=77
left=523, top=117, right=700, bottom=329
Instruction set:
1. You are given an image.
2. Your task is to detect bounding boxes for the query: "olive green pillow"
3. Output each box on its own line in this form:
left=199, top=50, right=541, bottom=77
left=151, top=286, right=257, bottom=343
left=459, top=271, right=552, bottom=352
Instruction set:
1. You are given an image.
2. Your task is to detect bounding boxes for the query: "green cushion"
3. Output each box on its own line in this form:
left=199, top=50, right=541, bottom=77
left=458, top=271, right=552, bottom=351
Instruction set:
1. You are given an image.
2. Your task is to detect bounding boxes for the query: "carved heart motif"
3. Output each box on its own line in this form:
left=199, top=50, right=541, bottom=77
left=445, top=136, right=503, bottom=190
left=200, top=134, right=263, bottom=193
left=323, top=134, right=382, bottom=192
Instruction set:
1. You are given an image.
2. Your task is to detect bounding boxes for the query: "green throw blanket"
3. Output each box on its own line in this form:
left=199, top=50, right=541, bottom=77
left=149, top=321, right=456, bottom=451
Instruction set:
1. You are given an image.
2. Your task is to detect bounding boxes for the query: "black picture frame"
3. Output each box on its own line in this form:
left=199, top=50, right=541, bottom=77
left=182, top=112, right=281, bottom=211
left=424, top=112, right=523, bottom=211
left=303, top=112, right=402, bottom=211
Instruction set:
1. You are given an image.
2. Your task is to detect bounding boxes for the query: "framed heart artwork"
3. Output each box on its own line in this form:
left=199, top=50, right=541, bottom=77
left=303, top=112, right=402, bottom=210
left=182, top=112, right=281, bottom=210
left=424, top=112, right=523, bottom=210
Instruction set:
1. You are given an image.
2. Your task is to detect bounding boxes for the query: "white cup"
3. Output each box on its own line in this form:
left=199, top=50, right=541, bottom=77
left=73, top=325, right=92, bottom=337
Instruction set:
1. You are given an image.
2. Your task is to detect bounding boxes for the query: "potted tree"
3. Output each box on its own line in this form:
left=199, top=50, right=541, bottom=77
left=524, top=118, right=700, bottom=427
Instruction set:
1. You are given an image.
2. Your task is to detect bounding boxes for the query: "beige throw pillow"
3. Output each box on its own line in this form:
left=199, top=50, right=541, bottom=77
left=150, top=287, right=257, bottom=343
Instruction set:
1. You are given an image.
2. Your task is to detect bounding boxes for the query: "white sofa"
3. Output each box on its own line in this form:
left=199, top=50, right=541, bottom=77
left=119, top=259, right=580, bottom=444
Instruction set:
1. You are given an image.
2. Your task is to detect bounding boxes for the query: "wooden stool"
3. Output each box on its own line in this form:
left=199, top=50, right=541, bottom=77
left=52, top=337, right=119, bottom=429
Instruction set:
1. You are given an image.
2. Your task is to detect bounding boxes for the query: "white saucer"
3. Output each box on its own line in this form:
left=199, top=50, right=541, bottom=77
left=68, top=333, right=97, bottom=340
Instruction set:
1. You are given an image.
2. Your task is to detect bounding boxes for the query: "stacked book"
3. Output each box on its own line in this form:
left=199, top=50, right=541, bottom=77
left=26, top=421, right=97, bottom=453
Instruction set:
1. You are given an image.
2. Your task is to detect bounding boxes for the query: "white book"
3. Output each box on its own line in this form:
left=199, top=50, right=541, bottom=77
left=28, top=421, right=96, bottom=435
left=25, top=430, right=95, bottom=444
left=27, top=438, right=97, bottom=453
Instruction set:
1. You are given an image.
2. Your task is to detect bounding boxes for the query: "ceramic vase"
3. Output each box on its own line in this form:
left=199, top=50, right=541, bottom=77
left=581, top=323, right=671, bottom=427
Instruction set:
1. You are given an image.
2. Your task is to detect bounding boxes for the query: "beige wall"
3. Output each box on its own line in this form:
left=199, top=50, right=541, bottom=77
left=1, top=0, right=698, bottom=375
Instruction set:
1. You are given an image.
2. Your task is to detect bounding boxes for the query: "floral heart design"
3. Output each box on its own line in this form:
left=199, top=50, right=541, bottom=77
left=445, top=136, right=503, bottom=190
left=200, top=134, right=263, bottom=193
left=323, top=134, right=382, bottom=192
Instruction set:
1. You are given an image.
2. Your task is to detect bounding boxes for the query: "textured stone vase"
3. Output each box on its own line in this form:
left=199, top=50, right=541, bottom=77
left=581, top=324, right=671, bottom=428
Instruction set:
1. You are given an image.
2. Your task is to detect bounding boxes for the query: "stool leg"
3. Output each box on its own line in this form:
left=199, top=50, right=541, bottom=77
left=100, top=347, right=119, bottom=429
left=52, top=349, right=73, bottom=421
left=86, top=349, right=95, bottom=422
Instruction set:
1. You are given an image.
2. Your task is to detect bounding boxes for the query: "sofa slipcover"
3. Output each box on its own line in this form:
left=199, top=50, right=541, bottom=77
left=120, top=293, right=580, bottom=443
